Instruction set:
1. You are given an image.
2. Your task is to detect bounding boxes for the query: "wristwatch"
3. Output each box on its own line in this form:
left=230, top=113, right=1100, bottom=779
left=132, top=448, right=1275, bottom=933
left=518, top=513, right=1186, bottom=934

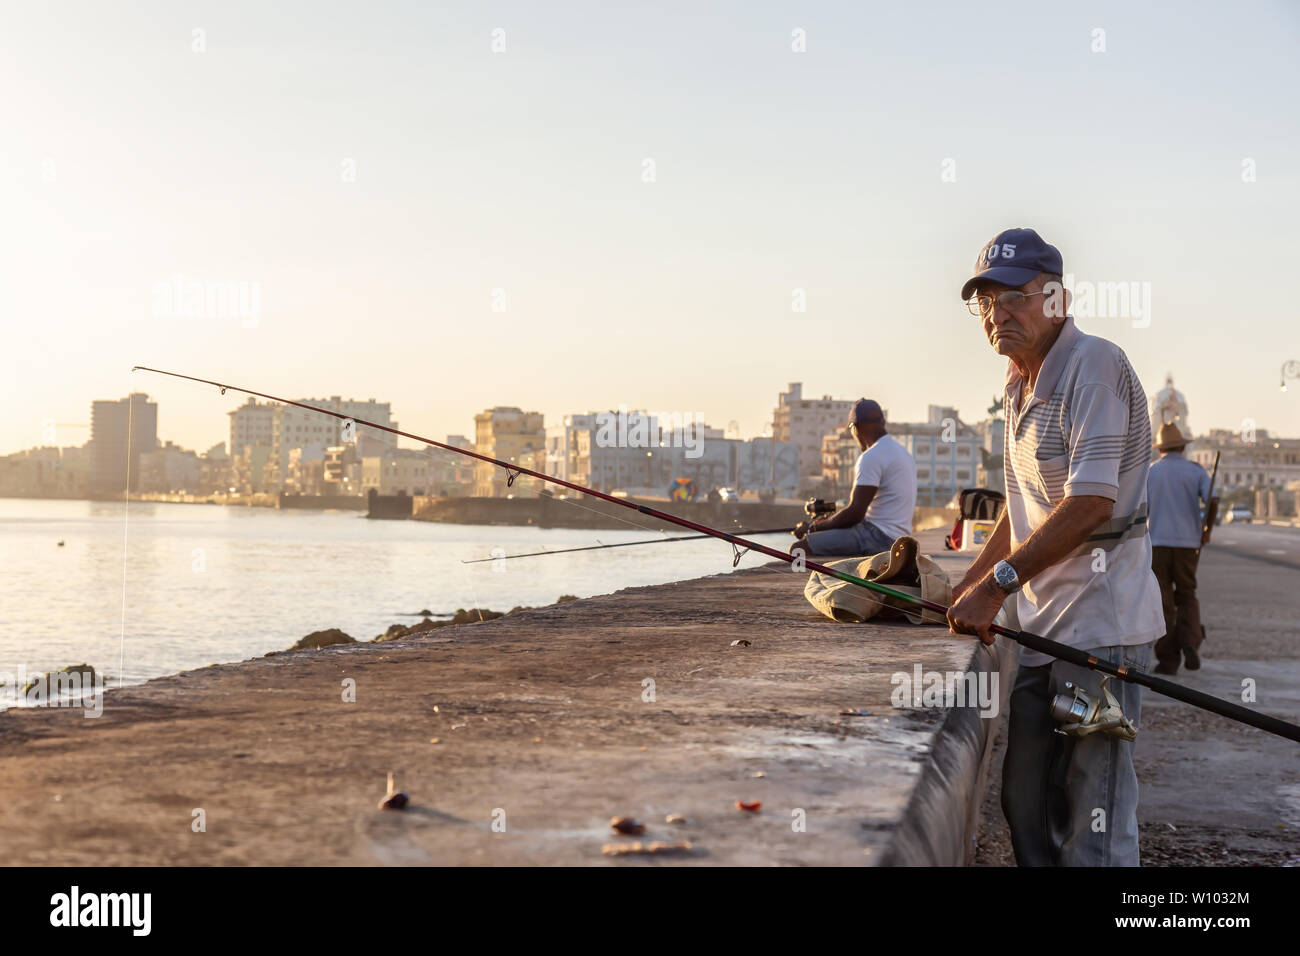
left=993, top=560, right=1022, bottom=594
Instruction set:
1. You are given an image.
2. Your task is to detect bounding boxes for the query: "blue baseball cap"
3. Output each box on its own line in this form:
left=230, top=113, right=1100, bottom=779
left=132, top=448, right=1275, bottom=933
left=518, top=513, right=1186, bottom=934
left=959, top=228, right=1063, bottom=300
left=849, top=398, right=884, bottom=425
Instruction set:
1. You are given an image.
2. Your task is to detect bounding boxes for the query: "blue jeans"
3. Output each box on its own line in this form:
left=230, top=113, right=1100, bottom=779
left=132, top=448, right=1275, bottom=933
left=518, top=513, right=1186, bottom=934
left=1002, top=640, right=1153, bottom=866
left=804, top=520, right=895, bottom=557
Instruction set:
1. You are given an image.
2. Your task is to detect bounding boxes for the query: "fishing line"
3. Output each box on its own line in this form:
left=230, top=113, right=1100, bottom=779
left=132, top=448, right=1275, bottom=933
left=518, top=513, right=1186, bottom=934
left=117, top=385, right=134, bottom=692
left=293, top=415, right=783, bottom=559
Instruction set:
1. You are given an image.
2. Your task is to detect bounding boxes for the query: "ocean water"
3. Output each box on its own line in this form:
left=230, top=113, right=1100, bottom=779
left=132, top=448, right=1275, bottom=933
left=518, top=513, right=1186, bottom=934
left=0, top=498, right=790, bottom=688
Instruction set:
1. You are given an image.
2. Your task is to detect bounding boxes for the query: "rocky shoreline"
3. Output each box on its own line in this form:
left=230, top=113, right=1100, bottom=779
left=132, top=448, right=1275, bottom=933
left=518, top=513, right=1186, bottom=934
left=280, top=595, right=583, bottom=652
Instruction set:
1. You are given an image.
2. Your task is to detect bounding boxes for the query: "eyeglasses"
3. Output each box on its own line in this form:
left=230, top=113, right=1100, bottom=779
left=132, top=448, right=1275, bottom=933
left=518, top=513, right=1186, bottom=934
left=967, top=289, right=1048, bottom=317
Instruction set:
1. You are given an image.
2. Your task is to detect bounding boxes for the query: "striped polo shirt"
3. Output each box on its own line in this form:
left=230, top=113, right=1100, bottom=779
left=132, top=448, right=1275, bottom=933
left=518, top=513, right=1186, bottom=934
left=1002, top=316, right=1165, bottom=666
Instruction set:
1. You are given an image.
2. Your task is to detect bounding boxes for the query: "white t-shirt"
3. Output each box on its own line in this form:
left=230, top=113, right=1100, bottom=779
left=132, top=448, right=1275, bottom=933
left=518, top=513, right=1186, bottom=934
left=853, top=433, right=917, bottom=539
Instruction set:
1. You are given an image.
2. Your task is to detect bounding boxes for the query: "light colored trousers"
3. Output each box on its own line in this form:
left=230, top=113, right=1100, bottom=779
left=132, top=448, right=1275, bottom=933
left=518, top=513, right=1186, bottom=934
left=1002, top=640, right=1154, bottom=866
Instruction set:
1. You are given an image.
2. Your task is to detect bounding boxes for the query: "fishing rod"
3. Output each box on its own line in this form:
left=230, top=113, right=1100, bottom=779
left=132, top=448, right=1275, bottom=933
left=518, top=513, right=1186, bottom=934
left=463, top=527, right=797, bottom=564
left=131, top=366, right=1300, bottom=743
left=1201, top=450, right=1221, bottom=544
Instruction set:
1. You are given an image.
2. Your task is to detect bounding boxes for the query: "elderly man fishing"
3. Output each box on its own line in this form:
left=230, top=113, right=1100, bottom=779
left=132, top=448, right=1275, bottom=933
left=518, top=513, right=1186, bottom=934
left=790, top=399, right=917, bottom=558
left=946, top=228, right=1164, bottom=867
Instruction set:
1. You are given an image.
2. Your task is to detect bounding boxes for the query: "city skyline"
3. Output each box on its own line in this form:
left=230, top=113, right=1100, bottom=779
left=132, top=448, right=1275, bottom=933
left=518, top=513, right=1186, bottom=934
left=7, top=368, right=1287, bottom=462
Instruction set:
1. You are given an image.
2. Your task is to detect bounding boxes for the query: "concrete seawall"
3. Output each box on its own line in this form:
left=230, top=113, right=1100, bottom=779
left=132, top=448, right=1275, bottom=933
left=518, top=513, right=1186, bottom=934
left=412, top=492, right=807, bottom=530
left=412, top=492, right=960, bottom=535
left=110, top=491, right=961, bottom=535
left=881, top=635, right=1016, bottom=865
left=0, top=530, right=1002, bottom=865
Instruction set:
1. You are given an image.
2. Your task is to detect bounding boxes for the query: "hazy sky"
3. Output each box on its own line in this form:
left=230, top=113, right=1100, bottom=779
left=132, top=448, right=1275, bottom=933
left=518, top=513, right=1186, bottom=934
left=3, top=0, right=1297, bottom=455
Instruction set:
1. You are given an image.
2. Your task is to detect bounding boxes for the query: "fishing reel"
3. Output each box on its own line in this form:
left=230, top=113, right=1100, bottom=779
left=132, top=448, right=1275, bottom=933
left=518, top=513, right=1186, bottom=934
left=1050, top=675, right=1137, bottom=741
left=804, top=497, right=836, bottom=519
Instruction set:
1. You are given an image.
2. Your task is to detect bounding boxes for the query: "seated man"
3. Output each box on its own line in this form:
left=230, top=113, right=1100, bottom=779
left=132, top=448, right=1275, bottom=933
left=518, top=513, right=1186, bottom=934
left=791, top=399, right=917, bottom=558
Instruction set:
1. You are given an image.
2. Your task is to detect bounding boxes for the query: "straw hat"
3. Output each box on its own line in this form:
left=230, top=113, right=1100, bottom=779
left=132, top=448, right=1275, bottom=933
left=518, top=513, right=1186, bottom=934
left=1155, top=421, right=1188, bottom=452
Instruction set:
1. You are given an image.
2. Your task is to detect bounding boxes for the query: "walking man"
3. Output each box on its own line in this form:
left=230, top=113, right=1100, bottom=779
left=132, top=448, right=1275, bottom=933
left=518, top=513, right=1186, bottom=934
left=791, top=399, right=916, bottom=557
left=1147, top=422, right=1215, bottom=674
left=946, top=228, right=1165, bottom=866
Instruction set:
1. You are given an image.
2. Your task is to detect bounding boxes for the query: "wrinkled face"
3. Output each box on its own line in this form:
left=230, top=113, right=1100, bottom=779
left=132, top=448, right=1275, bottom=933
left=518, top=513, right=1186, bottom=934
left=974, top=274, right=1063, bottom=360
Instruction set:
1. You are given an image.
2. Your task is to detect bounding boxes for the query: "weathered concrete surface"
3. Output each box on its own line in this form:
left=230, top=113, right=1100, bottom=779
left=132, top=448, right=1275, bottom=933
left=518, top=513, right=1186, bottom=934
left=0, top=530, right=999, bottom=865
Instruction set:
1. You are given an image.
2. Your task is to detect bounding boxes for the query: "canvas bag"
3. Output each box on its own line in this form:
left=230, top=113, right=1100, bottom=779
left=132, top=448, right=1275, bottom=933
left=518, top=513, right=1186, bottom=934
left=804, top=550, right=952, bottom=625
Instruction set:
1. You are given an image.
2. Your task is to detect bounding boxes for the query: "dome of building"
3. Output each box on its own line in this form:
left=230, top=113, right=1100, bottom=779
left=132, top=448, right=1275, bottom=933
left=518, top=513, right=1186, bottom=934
left=1150, top=372, right=1190, bottom=440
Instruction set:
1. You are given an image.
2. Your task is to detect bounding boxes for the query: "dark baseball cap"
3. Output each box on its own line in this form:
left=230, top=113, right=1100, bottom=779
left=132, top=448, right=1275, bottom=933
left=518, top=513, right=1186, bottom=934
left=849, top=398, right=884, bottom=425
left=959, top=228, right=1063, bottom=300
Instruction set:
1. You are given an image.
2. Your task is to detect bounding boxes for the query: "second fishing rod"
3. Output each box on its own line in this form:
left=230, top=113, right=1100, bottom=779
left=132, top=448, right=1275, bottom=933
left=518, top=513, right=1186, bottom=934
left=463, top=527, right=797, bottom=564
left=466, top=499, right=830, bottom=563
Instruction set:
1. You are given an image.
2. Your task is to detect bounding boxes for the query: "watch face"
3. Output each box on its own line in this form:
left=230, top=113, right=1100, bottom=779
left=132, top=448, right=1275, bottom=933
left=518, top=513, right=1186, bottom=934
left=996, top=563, right=1016, bottom=588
